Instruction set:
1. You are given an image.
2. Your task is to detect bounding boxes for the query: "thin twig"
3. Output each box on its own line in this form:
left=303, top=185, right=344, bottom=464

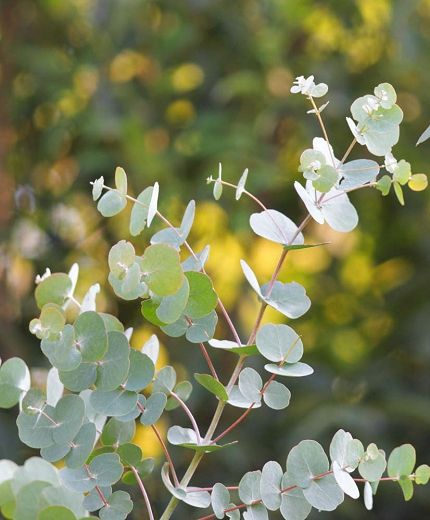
left=131, top=466, right=155, bottom=520
left=199, top=343, right=220, bottom=381
left=170, top=391, right=202, bottom=443
left=151, top=424, right=180, bottom=488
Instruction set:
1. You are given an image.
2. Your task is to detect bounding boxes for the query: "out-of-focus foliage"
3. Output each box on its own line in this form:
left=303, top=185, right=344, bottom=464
left=0, top=0, right=430, bottom=518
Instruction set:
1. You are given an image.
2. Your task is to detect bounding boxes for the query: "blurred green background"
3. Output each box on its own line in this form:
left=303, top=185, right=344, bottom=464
left=1, top=0, right=430, bottom=518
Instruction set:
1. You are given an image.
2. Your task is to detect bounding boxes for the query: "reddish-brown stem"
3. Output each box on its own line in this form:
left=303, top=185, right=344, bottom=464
left=151, top=424, right=180, bottom=487
left=131, top=465, right=155, bottom=520
left=199, top=342, right=220, bottom=381
left=211, top=404, right=255, bottom=444
left=137, top=400, right=179, bottom=488
left=83, top=465, right=108, bottom=507
left=170, top=391, right=202, bottom=443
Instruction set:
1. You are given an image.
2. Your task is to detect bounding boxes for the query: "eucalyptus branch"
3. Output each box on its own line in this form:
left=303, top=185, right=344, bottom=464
left=196, top=471, right=412, bottom=520
left=97, top=183, right=242, bottom=346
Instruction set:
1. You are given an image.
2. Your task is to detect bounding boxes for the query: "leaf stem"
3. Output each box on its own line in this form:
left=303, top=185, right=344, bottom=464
left=137, top=399, right=179, bottom=488
left=308, top=96, right=336, bottom=168
left=199, top=343, right=220, bottom=381
left=170, top=391, right=202, bottom=443
left=131, top=465, right=155, bottom=520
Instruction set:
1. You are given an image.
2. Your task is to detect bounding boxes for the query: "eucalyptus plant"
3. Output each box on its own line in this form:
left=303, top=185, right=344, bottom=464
left=1, top=77, right=429, bottom=520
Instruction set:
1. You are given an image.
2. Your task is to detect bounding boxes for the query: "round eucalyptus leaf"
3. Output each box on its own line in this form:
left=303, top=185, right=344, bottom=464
left=183, top=272, right=217, bottom=319
left=95, top=331, right=130, bottom=391
left=256, top=324, right=303, bottom=363
left=302, top=473, right=344, bottom=511
left=89, top=453, right=123, bottom=487
left=262, top=281, right=311, bottom=320
left=0, top=357, right=30, bottom=409
left=17, top=406, right=55, bottom=448
left=41, top=484, right=87, bottom=518
left=90, top=389, right=138, bottom=417
left=153, top=366, right=177, bottom=394
left=228, top=386, right=262, bottom=409
left=97, top=190, right=126, bottom=217
left=124, top=349, right=154, bottom=392
left=65, top=422, right=97, bottom=469
left=99, top=313, right=124, bottom=333
left=156, top=278, right=190, bottom=324
left=38, top=505, right=77, bottom=520
left=140, top=244, right=184, bottom=296
left=59, top=363, right=97, bottom=392
left=129, top=186, right=153, bottom=236
left=329, top=430, right=363, bottom=472
left=332, top=461, right=359, bottom=499
left=264, top=362, right=314, bottom=378
left=387, top=444, right=416, bottom=478
left=53, top=394, right=85, bottom=445
left=83, top=486, right=112, bottom=512
left=35, top=273, right=73, bottom=309
left=211, top=482, right=230, bottom=519
left=358, top=448, right=386, bottom=482
left=286, top=440, right=329, bottom=488
left=99, top=490, right=133, bottom=520
left=141, top=298, right=167, bottom=327
left=238, top=367, right=262, bottom=404
left=185, top=311, right=218, bottom=343
left=41, top=325, right=81, bottom=372
left=339, top=159, right=379, bottom=190
left=14, top=480, right=51, bottom=520
left=263, top=381, right=291, bottom=410
left=117, top=443, right=142, bottom=467
left=60, top=466, right=95, bottom=493
left=140, top=392, right=167, bottom=425
left=11, top=457, right=60, bottom=495
left=74, top=311, right=107, bottom=362
left=260, top=461, right=283, bottom=511
left=167, top=425, right=199, bottom=446
left=239, top=470, right=262, bottom=505
left=41, top=441, right=70, bottom=463
left=244, top=503, right=269, bottom=520
left=101, top=418, right=135, bottom=447
left=116, top=394, right=146, bottom=423
left=280, top=473, right=312, bottom=520
left=250, top=209, right=304, bottom=246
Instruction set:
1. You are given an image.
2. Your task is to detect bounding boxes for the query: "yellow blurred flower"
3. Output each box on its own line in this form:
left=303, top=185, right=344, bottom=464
left=165, top=99, right=196, bottom=126
left=109, top=50, right=151, bottom=83
left=172, top=63, right=204, bottom=92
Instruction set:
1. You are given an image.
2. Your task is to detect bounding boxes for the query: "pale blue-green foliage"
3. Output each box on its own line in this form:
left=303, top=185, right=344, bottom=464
left=205, top=428, right=427, bottom=519
left=241, top=260, right=311, bottom=319
left=2, top=80, right=428, bottom=520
